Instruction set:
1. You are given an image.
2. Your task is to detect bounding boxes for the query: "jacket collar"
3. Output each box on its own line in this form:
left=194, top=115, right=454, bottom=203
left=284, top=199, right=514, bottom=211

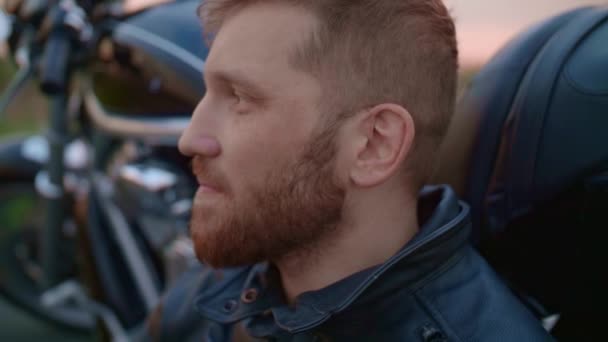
left=194, top=185, right=471, bottom=336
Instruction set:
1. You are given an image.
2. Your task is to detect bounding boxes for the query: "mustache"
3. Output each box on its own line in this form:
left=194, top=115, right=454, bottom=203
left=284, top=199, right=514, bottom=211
left=190, top=155, right=205, bottom=175
left=190, top=156, right=228, bottom=191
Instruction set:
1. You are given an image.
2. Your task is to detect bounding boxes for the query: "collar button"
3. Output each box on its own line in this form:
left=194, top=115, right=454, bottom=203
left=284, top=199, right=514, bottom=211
left=241, top=288, right=259, bottom=303
left=223, top=299, right=238, bottom=313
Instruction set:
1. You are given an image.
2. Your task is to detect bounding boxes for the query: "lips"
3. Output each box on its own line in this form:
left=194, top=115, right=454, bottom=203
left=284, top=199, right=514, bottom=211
left=191, top=156, right=225, bottom=194
left=196, top=180, right=221, bottom=193
left=193, top=180, right=224, bottom=207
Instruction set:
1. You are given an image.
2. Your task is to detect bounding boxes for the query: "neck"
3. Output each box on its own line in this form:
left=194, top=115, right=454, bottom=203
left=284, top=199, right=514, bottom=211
left=274, top=185, right=419, bottom=304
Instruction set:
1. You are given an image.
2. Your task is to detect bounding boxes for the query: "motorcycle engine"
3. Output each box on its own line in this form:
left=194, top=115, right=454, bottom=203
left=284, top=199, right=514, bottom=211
left=107, top=141, right=197, bottom=286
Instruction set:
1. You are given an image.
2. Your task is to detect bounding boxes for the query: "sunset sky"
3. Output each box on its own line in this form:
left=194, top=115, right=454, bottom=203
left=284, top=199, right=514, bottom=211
left=446, top=0, right=606, bottom=66
left=1, top=1, right=606, bottom=66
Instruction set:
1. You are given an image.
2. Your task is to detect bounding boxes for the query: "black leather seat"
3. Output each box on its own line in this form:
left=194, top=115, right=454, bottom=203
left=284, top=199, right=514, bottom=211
left=432, top=6, right=608, bottom=340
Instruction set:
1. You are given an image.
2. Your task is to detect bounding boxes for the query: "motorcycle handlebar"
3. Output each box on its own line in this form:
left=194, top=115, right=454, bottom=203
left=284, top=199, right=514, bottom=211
left=39, top=28, right=71, bottom=94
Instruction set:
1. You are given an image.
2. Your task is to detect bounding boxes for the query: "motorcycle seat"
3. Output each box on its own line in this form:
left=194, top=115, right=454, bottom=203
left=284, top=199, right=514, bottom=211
left=431, top=5, right=608, bottom=339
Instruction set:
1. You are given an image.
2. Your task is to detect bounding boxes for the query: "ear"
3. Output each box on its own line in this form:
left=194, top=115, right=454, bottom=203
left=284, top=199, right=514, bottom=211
left=349, top=104, right=415, bottom=187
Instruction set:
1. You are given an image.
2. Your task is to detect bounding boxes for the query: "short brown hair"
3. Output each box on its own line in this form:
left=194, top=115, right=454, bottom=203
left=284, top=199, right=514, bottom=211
left=199, top=0, right=458, bottom=186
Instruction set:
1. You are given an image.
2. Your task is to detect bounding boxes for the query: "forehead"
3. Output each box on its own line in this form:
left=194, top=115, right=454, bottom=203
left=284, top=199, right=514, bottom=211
left=204, top=3, right=318, bottom=85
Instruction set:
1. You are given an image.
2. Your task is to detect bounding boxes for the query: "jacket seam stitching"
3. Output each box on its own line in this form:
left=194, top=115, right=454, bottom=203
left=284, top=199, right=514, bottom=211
left=409, top=247, right=467, bottom=292
left=410, top=250, right=468, bottom=341
left=307, top=207, right=468, bottom=316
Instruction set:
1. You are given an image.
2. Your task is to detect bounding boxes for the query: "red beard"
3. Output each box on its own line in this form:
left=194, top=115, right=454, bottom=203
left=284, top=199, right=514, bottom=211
left=190, top=124, right=345, bottom=268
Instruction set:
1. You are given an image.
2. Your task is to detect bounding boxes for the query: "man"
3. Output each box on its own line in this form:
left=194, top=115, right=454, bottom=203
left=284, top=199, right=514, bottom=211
left=143, top=0, right=553, bottom=340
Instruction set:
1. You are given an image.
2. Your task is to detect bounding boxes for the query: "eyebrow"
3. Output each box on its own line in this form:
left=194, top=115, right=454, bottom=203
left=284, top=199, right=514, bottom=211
left=206, top=69, right=267, bottom=97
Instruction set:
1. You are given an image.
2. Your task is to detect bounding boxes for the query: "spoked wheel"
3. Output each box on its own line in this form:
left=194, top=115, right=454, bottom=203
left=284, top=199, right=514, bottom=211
left=0, top=182, right=95, bottom=331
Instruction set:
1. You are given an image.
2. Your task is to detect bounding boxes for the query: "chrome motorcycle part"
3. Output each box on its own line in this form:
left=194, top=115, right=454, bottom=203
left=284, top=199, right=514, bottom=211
left=93, top=172, right=161, bottom=312
left=163, top=235, right=196, bottom=287
left=82, top=84, right=190, bottom=140
left=34, top=170, right=88, bottom=198
left=21, top=135, right=48, bottom=164
left=22, top=136, right=89, bottom=169
left=41, top=280, right=127, bottom=342
left=170, top=198, right=192, bottom=216
left=118, top=163, right=177, bottom=193
left=111, top=153, right=193, bottom=247
left=0, top=9, right=11, bottom=41
left=34, top=170, right=62, bottom=199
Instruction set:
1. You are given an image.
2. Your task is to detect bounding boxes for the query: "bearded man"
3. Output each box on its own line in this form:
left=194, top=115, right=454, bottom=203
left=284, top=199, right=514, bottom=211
left=141, top=0, right=553, bottom=340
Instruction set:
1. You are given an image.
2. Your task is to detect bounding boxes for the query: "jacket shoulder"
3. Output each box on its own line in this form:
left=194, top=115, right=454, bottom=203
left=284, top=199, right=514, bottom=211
left=413, top=246, right=554, bottom=342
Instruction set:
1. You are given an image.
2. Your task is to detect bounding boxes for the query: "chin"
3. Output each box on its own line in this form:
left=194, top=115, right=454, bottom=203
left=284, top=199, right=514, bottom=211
left=193, top=191, right=224, bottom=208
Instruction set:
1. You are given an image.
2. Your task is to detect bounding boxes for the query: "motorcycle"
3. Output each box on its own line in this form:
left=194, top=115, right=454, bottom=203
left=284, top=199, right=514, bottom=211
left=0, top=0, right=206, bottom=338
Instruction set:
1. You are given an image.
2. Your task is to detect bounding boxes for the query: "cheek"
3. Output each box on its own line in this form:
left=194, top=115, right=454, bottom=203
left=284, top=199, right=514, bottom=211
left=218, top=100, right=320, bottom=187
left=221, top=118, right=303, bottom=190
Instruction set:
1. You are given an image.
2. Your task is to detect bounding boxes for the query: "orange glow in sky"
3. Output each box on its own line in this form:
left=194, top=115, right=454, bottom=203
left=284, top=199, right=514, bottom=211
left=446, top=0, right=606, bottom=66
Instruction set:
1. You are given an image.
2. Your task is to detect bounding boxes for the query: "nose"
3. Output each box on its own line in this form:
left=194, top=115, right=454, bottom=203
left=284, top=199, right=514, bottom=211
left=178, top=99, right=222, bottom=158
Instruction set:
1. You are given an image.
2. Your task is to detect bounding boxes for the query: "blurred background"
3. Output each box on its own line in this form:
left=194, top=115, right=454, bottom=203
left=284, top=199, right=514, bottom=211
left=447, top=0, right=606, bottom=67
left=2, top=0, right=607, bottom=134
left=0, top=0, right=606, bottom=340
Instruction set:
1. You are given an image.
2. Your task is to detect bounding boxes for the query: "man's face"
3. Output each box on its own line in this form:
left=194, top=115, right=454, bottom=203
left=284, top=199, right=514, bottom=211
left=179, top=3, right=345, bottom=267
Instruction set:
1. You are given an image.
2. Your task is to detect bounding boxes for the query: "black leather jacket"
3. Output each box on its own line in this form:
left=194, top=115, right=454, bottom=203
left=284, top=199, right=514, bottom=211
left=141, top=185, right=553, bottom=341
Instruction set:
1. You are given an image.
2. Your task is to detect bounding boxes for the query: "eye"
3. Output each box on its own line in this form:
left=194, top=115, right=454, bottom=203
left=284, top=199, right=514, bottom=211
left=233, top=89, right=243, bottom=103
left=231, top=89, right=252, bottom=114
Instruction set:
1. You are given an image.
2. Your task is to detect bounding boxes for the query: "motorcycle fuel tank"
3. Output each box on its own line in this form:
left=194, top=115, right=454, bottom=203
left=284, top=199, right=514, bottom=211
left=89, top=0, right=207, bottom=118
